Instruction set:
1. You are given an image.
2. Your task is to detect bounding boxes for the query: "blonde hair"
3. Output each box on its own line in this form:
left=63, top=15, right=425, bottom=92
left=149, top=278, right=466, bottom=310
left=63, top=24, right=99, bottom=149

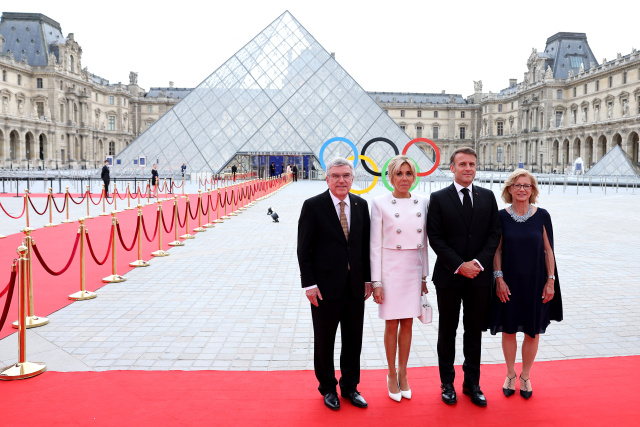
left=502, top=169, right=539, bottom=204
left=387, top=155, right=417, bottom=188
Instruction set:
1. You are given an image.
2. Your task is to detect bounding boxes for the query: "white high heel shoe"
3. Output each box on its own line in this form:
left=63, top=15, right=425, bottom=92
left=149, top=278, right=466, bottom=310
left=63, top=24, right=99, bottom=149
left=400, top=387, right=412, bottom=399
left=387, top=376, right=402, bottom=402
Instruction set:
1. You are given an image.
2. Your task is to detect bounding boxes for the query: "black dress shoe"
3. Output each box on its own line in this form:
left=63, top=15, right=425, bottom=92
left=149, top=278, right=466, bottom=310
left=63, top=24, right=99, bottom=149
left=324, top=392, right=340, bottom=410
left=441, top=383, right=457, bottom=405
left=342, top=391, right=368, bottom=408
left=462, top=382, right=487, bottom=407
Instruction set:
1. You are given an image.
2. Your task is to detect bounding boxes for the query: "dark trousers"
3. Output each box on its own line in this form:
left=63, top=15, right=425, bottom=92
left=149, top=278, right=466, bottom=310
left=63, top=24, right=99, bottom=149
left=103, top=180, right=110, bottom=197
left=293, top=173, right=298, bottom=182
left=310, top=290, right=364, bottom=396
left=435, top=282, right=490, bottom=385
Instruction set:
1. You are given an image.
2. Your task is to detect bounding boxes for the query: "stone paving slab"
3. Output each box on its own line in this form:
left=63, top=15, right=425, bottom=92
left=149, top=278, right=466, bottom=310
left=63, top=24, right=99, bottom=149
left=1, top=179, right=639, bottom=372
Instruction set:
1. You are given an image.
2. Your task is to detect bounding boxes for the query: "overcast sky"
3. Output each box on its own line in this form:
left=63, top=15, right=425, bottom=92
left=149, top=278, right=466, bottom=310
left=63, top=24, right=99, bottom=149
left=10, top=0, right=637, bottom=97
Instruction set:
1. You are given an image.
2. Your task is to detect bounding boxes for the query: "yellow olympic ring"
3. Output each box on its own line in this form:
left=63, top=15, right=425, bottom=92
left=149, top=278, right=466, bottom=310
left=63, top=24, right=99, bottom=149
left=347, top=155, right=378, bottom=194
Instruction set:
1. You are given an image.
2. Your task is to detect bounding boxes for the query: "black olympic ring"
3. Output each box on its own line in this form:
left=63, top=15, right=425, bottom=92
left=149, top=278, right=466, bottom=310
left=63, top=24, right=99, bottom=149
left=360, top=137, right=399, bottom=177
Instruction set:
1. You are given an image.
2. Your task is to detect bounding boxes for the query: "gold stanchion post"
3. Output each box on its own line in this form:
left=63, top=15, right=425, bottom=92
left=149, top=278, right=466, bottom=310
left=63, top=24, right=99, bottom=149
left=180, top=196, right=196, bottom=239
left=203, top=190, right=214, bottom=228
left=85, top=185, right=93, bottom=219
left=193, top=190, right=206, bottom=232
left=12, top=227, right=48, bottom=329
left=130, top=205, right=151, bottom=266
left=24, top=189, right=30, bottom=229
left=0, top=247, right=46, bottom=380
left=102, top=212, right=126, bottom=283
left=125, top=182, right=134, bottom=210
left=151, top=201, right=170, bottom=256
left=44, top=188, right=56, bottom=227
left=168, top=196, right=185, bottom=246
left=100, top=184, right=110, bottom=216
left=229, top=185, right=238, bottom=216
left=69, top=218, right=97, bottom=300
left=221, top=187, right=231, bottom=219
left=61, top=187, right=72, bottom=223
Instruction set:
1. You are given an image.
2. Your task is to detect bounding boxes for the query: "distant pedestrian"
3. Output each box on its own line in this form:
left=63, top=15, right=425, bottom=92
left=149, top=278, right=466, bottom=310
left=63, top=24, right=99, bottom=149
left=101, top=160, right=110, bottom=198
left=292, top=164, right=298, bottom=182
left=181, top=163, right=187, bottom=178
left=270, top=162, right=276, bottom=177
left=151, top=164, right=159, bottom=197
left=232, top=164, right=238, bottom=181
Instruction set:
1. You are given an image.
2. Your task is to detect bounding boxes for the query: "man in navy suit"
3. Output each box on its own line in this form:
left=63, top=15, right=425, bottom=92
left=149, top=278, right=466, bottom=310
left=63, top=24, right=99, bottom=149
left=297, top=157, right=372, bottom=411
left=427, top=147, right=501, bottom=407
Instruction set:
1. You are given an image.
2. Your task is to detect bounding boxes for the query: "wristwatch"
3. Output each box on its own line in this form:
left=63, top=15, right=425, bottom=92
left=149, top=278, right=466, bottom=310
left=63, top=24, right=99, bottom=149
left=547, top=275, right=556, bottom=280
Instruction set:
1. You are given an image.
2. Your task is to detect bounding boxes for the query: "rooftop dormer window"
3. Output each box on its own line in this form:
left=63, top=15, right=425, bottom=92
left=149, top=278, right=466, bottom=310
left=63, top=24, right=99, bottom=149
left=569, top=56, right=583, bottom=68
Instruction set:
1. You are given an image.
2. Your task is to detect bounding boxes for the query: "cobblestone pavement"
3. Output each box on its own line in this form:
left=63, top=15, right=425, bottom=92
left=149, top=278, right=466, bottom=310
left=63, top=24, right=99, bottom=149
left=1, top=179, right=639, bottom=372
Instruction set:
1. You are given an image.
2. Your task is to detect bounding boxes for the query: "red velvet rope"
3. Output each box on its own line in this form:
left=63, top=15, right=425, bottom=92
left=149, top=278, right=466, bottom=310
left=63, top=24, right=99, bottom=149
left=0, top=263, right=18, bottom=332
left=28, top=194, right=50, bottom=216
left=31, top=233, right=80, bottom=276
left=52, top=194, right=67, bottom=213
left=161, top=205, right=175, bottom=234
left=200, top=195, right=209, bottom=215
left=89, top=191, right=103, bottom=206
left=208, top=193, right=219, bottom=212
left=116, top=221, right=139, bottom=252
left=141, top=210, right=160, bottom=242
left=69, top=192, right=85, bottom=205
left=188, top=198, right=198, bottom=220
left=177, top=201, right=187, bottom=228
left=0, top=197, right=26, bottom=219
left=86, top=226, right=114, bottom=265
left=174, top=180, right=184, bottom=188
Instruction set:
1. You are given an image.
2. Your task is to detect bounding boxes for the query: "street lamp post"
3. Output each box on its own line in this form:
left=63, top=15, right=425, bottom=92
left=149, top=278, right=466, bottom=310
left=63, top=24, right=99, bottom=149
left=540, top=153, right=543, bottom=174
left=562, top=154, right=565, bottom=175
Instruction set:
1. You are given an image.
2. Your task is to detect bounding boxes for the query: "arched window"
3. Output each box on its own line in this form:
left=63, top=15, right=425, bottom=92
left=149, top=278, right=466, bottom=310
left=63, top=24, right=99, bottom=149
left=69, top=55, right=74, bottom=73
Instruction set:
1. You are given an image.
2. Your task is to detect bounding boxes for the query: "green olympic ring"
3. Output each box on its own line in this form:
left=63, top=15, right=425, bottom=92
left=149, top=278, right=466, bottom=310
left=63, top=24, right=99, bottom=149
left=380, top=157, right=421, bottom=192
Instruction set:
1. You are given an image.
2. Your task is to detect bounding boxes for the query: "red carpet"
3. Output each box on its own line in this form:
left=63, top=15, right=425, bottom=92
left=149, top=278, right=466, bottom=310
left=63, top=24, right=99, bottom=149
left=0, top=357, right=638, bottom=426
left=0, top=192, right=221, bottom=339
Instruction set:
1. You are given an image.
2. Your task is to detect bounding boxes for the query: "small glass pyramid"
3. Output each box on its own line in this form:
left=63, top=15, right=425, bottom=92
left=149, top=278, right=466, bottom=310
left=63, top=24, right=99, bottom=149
left=585, top=144, right=640, bottom=177
left=114, top=11, right=440, bottom=177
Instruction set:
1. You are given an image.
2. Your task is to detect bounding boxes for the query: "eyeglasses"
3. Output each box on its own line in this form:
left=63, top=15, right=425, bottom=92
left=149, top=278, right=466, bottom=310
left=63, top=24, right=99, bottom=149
left=329, top=173, right=353, bottom=180
left=512, top=184, right=532, bottom=190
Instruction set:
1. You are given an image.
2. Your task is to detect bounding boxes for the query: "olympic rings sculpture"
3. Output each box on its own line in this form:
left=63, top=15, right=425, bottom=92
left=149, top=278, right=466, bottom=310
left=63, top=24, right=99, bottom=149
left=319, top=137, right=441, bottom=194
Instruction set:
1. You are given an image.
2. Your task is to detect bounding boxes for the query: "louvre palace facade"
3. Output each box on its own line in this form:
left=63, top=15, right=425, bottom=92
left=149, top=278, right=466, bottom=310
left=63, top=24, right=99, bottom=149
left=1, top=11, right=638, bottom=173
left=378, top=32, right=640, bottom=172
left=0, top=12, right=182, bottom=170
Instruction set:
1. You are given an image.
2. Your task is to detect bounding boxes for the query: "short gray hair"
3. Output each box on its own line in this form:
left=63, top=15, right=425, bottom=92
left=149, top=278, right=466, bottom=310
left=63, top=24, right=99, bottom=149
left=325, top=157, right=355, bottom=175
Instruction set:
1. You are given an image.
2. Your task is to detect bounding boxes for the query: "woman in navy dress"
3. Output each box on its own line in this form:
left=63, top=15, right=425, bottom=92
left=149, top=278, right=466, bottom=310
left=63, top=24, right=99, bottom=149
left=490, top=169, right=562, bottom=399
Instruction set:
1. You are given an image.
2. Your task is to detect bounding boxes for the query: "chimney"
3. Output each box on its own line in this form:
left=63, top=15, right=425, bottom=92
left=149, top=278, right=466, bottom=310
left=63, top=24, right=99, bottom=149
left=509, top=78, right=517, bottom=87
left=169, top=81, right=174, bottom=88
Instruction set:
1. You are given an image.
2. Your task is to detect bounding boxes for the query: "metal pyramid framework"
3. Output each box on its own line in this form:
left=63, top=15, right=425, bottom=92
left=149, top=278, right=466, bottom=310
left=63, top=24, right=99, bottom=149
left=114, top=11, right=439, bottom=176
left=585, top=144, right=640, bottom=177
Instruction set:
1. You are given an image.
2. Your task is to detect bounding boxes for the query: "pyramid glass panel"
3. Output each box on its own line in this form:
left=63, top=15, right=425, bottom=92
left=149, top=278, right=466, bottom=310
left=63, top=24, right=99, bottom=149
left=585, top=144, right=640, bottom=177
left=115, top=11, right=442, bottom=177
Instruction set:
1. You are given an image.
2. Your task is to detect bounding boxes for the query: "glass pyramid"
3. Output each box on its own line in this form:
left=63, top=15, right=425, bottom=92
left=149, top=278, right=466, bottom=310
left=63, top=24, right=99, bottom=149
left=585, top=144, right=640, bottom=177
left=114, top=11, right=440, bottom=178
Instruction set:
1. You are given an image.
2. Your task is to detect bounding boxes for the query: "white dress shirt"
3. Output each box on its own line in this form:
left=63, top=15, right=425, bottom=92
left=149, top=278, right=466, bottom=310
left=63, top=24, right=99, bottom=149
left=452, top=181, right=484, bottom=274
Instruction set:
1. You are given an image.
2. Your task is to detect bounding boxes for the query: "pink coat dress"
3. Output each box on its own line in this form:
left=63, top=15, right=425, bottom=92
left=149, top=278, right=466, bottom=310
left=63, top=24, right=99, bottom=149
left=370, top=193, right=428, bottom=320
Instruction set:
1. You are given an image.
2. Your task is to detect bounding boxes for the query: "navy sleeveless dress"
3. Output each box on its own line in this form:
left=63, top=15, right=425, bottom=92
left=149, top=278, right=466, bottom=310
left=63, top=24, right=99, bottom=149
left=489, top=208, right=563, bottom=338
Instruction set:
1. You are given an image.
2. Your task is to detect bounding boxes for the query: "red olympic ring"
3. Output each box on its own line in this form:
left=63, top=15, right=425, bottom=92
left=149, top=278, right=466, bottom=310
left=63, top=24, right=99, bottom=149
left=402, top=138, right=440, bottom=177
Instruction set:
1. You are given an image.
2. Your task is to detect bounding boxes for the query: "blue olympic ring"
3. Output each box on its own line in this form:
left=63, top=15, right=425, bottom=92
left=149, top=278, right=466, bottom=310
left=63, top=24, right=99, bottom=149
left=319, top=137, right=359, bottom=170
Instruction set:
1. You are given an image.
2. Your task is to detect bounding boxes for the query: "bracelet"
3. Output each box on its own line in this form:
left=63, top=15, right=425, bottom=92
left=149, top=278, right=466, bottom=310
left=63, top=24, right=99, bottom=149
left=372, top=281, right=382, bottom=289
left=493, top=271, right=504, bottom=279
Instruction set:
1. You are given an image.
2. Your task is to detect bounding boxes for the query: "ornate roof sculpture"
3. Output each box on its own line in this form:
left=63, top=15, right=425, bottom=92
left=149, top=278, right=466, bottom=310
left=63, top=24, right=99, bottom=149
left=114, top=11, right=440, bottom=176
left=585, top=144, right=640, bottom=177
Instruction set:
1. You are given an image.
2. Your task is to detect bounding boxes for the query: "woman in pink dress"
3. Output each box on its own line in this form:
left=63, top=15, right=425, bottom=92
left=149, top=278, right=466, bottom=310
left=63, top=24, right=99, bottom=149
left=371, top=155, right=428, bottom=402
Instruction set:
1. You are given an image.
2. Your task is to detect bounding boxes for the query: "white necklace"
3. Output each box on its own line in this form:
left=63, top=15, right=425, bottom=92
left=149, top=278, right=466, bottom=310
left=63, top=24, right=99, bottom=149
left=510, top=205, right=532, bottom=222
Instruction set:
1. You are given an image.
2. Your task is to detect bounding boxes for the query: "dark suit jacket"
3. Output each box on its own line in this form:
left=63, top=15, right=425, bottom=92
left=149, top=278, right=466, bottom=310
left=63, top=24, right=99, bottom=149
left=101, top=165, right=110, bottom=182
left=427, top=183, right=501, bottom=288
left=297, top=190, right=371, bottom=299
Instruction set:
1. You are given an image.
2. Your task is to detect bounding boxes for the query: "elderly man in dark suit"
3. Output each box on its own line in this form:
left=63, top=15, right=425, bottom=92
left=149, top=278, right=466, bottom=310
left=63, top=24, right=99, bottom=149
left=427, top=147, right=501, bottom=407
left=297, top=157, right=372, bottom=411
